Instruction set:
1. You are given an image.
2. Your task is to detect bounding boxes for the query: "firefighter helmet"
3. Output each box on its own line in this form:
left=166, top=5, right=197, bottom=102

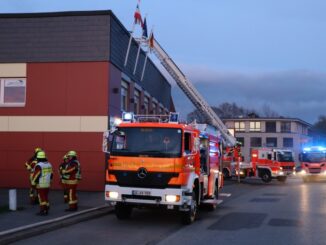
left=67, top=150, right=77, bottom=157
left=36, top=151, right=47, bottom=159
left=34, top=147, right=42, bottom=153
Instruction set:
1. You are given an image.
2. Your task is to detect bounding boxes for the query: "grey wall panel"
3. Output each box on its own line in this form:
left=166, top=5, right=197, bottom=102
left=109, top=15, right=171, bottom=109
left=0, top=14, right=110, bottom=62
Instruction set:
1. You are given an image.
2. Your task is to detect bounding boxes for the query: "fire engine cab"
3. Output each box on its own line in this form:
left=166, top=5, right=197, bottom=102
left=103, top=112, right=223, bottom=224
left=298, top=146, right=326, bottom=182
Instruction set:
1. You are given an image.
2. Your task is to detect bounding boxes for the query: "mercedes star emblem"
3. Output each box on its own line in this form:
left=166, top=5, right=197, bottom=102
left=137, top=167, right=148, bottom=179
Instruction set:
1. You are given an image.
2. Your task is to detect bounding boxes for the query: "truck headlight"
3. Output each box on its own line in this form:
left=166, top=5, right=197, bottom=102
left=106, top=191, right=119, bottom=199
left=165, top=195, right=180, bottom=203
left=300, top=170, right=307, bottom=175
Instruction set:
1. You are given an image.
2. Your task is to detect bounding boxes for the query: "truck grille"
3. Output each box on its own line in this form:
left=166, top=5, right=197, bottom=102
left=309, top=168, right=321, bottom=174
left=110, top=170, right=179, bottom=189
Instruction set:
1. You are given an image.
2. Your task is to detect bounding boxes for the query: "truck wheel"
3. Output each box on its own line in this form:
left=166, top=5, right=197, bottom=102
left=181, top=191, right=197, bottom=225
left=261, top=171, right=272, bottom=183
left=115, top=203, right=132, bottom=220
left=207, top=183, right=219, bottom=211
left=277, top=176, right=287, bottom=182
left=223, top=169, right=231, bottom=179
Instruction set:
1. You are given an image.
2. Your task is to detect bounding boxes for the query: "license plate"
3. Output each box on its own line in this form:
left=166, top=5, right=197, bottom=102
left=132, top=190, right=151, bottom=196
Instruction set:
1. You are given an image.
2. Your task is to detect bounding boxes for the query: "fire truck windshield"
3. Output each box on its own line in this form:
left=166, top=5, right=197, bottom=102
left=110, top=127, right=182, bottom=158
left=301, top=152, right=326, bottom=163
left=277, top=151, right=294, bottom=162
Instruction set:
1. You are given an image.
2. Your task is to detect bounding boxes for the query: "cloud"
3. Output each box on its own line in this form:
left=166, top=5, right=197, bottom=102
left=170, top=65, right=326, bottom=124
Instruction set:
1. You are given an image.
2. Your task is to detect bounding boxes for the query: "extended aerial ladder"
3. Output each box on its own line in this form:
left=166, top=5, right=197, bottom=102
left=151, top=39, right=236, bottom=146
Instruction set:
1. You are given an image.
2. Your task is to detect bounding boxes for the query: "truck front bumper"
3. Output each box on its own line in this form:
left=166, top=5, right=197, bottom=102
left=105, top=185, right=193, bottom=210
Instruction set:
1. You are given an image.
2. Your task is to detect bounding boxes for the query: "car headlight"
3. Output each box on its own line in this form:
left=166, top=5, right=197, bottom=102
left=300, top=170, right=307, bottom=175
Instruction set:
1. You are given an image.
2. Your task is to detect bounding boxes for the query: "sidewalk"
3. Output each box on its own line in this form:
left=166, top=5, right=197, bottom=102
left=0, top=188, right=109, bottom=232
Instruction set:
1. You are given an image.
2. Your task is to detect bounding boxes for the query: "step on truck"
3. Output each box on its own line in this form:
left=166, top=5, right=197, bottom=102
left=103, top=112, right=223, bottom=224
left=298, top=146, right=326, bottom=182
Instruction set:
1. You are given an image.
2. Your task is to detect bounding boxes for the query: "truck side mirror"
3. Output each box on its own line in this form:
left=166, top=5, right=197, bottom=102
left=102, top=131, right=113, bottom=154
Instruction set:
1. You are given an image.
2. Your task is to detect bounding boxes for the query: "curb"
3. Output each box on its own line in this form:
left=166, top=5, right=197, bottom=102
left=0, top=205, right=114, bottom=245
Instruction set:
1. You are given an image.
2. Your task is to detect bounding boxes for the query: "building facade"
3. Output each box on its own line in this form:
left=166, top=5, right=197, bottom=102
left=223, top=117, right=312, bottom=164
left=0, top=11, right=173, bottom=191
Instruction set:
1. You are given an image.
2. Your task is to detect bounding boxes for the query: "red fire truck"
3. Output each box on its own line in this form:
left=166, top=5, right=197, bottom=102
left=103, top=113, right=223, bottom=224
left=298, top=146, right=326, bottom=182
left=223, top=148, right=295, bottom=183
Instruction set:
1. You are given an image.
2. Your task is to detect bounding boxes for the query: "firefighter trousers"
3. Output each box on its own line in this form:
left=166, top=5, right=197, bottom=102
left=66, top=184, right=78, bottom=210
left=37, top=188, right=50, bottom=213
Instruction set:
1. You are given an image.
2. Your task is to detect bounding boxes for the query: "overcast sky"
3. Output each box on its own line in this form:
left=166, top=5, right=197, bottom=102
left=1, top=0, right=326, bottom=123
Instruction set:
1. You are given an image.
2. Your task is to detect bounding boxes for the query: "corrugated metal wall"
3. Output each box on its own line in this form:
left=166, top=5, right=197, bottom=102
left=0, top=12, right=110, bottom=62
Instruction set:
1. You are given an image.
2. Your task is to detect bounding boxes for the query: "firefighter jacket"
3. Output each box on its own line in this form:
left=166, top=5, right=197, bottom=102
left=59, top=161, right=69, bottom=181
left=62, top=159, right=82, bottom=185
left=25, top=156, right=37, bottom=180
left=32, top=162, right=53, bottom=188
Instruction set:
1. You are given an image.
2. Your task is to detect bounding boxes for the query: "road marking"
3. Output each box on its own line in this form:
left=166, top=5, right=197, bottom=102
left=219, top=193, right=232, bottom=197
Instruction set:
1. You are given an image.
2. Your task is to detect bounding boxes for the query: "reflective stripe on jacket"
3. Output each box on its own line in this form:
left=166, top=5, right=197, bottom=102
left=35, top=162, right=53, bottom=188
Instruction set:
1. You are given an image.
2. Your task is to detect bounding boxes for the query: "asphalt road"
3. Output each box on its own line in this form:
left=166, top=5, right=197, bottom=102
left=12, top=177, right=326, bottom=245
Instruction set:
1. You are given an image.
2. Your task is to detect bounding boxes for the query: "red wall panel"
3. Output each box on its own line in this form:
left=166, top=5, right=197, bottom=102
left=0, top=132, right=105, bottom=191
left=0, top=62, right=109, bottom=116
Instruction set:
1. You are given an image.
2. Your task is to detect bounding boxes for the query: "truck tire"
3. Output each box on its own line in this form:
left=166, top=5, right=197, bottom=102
left=260, top=170, right=272, bottom=183
left=223, top=168, right=231, bottom=179
left=181, top=191, right=197, bottom=225
left=277, top=176, right=287, bottom=182
left=115, top=203, right=132, bottom=220
left=207, top=183, right=219, bottom=211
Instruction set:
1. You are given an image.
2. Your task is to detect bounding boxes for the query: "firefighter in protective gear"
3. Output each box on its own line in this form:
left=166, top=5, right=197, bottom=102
left=25, top=147, right=42, bottom=204
left=31, top=151, right=53, bottom=216
left=61, top=150, right=82, bottom=211
left=59, top=154, right=69, bottom=203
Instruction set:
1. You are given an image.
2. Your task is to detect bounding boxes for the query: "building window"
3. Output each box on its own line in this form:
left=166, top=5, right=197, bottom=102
left=266, top=137, right=277, bottom=147
left=235, top=122, right=245, bottom=132
left=134, top=89, right=140, bottom=114
left=281, top=121, right=291, bottom=133
left=236, top=137, right=245, bottom=147
left=250, top=121, right=261, bottom=132
left=152, top=102, right=157, bottom=114
left=250, top=137, right=262, bottom=147
left=144, top=96, right=149, bottom=114
left=0, top=78, right=26, bottom=107
left=283, top=138, right=293, bottom=148
left=121, top=80, right=129, bottom=111
left=265, top=121, right=276, bottom=133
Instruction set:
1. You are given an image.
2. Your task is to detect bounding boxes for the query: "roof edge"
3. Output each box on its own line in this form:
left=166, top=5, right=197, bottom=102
left=0, top=10, right=113, bottom=18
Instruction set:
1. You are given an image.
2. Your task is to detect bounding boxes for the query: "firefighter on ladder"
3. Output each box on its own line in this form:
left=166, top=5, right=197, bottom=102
left=31, top=151, right=53, bottom=216
left=61, top=150, right=82, bottom=211
left=25, top=147, right=43, bottom=204
left=59, top=154, right=69, bottom=203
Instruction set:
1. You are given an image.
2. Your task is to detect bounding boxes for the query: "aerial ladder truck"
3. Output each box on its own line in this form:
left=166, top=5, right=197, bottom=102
left=104, top=38, right=237, bottom=224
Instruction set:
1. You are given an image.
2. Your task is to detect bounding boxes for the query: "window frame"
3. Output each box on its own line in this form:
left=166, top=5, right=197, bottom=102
left=283, top=137, right=293, bottom=148
left=281, top=121, right=291, bottom=133
left=121, top=80, right=129, bottom=112
left=249, top=121, right=261, bottom=132
left=235, top=121, right=245, bottom=132
left=0, top=78, right=26, bottom=107
left=250, top=137, right=262, bottom=147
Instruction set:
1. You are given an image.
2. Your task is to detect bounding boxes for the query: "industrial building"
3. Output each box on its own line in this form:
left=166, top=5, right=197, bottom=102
left=0, top=11, right=174, bottom=191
